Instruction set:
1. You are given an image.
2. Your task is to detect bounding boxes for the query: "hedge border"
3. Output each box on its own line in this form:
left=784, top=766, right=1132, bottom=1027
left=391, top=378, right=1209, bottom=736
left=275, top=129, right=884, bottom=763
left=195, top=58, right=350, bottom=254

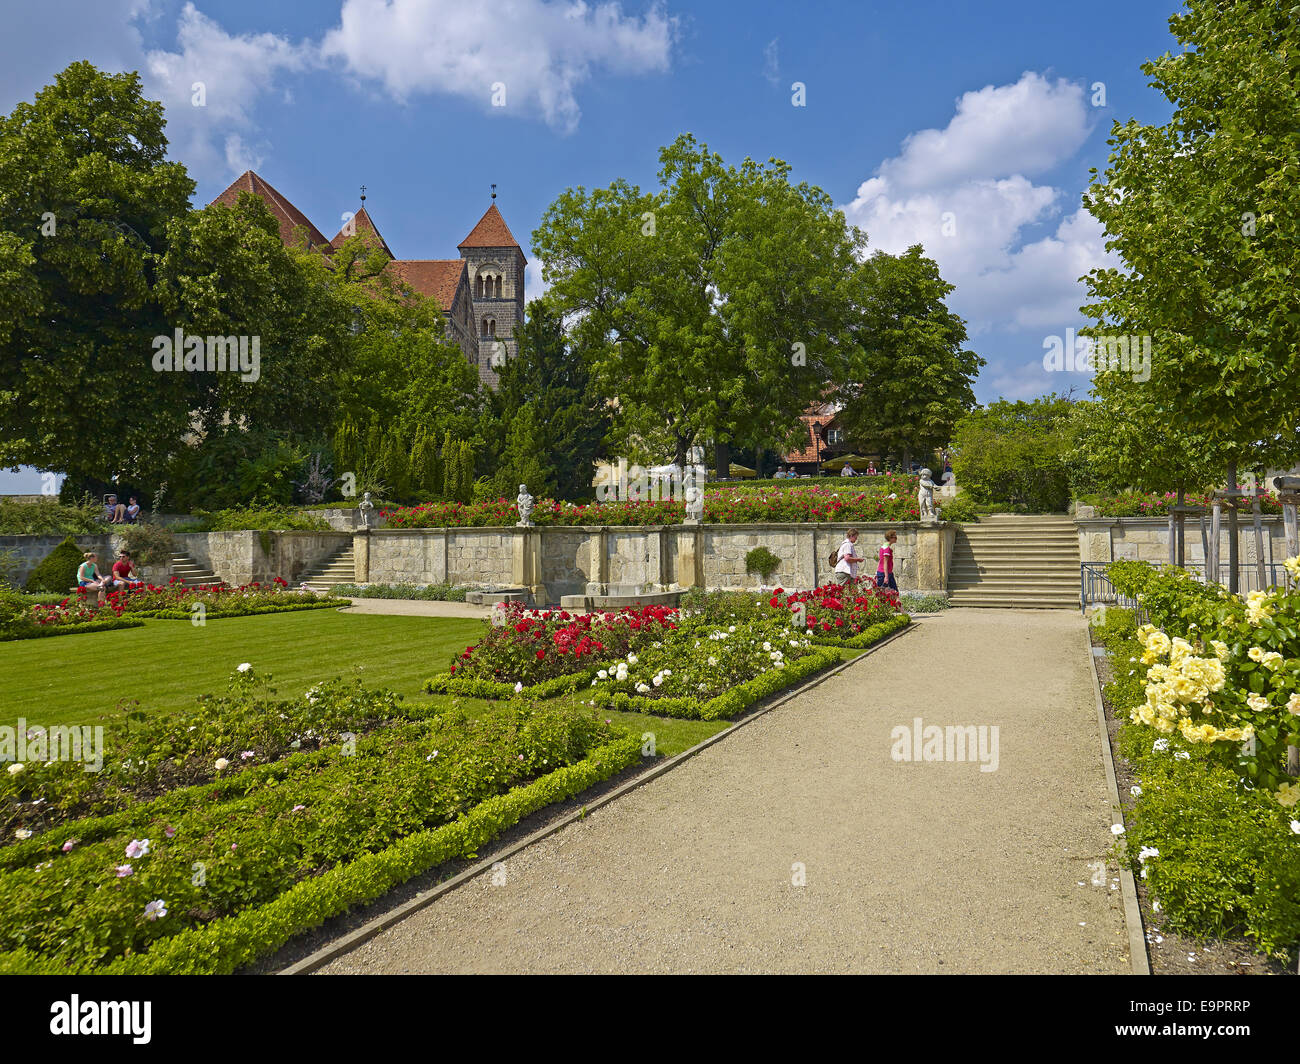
left=1, top=616, right=147, bottom=642
left=424, top=669, right=592, bottom=701
left=0, top=734, right=643, bottom=974
left=124, top=599, right=344, bottom=620
left=809, top=613, right=911, bottom=649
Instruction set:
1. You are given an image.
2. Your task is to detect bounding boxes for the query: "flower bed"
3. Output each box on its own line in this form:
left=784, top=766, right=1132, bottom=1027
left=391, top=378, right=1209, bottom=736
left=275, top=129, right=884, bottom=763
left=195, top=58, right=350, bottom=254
left=0, top=667, right=637, bottom=973
left=25, top=578, right=337, bottom=627
left=1093, top=606, right=1300, bottom=959
left=383, top=477, right=925, bottom=527
left=1097, top=490, right=1283, bottom=518
left=767, top=584, right=902, bottom=643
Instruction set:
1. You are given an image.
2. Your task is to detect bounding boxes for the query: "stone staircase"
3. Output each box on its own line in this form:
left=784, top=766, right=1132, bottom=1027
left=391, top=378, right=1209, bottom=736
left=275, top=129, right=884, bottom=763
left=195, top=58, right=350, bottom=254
left=946, top=515, right=1079, bottom=609
left=168, top=552, right=222, bottom=588
left=299, top=545, right=356, bottom=593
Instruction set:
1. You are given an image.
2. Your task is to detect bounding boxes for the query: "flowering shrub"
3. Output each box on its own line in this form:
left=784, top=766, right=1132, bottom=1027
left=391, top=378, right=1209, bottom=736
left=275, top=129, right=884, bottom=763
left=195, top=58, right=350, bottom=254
left=1110, top=558, right=1300, bottom=801
left=768, top=584, right=901, bottom=639
left=0, top=697, right=630, bottom=971
left=383, top=477, right=924, bottom=527
left=446, top=602, right=677, bottom=685
left=1094, top=605, right=1300, bottom=959
left=1, top=668, right=407, bottom=841
left=23, top=578, right=333, bottom=628
left=1098, top=490, right=1283, bottom=517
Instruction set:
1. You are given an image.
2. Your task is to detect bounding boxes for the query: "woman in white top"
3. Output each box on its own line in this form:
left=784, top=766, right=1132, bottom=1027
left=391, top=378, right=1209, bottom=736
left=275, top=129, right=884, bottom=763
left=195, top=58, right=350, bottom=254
left=833, top=528, right=864, bottom=586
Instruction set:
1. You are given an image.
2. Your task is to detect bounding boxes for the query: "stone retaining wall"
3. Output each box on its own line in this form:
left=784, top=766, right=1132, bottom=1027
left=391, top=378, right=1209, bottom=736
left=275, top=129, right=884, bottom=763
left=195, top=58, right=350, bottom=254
left=1077, top=516, right=1289, bottom=568
left=2, top=534, right=169, bottom=588
left=173, top=531, right=352, bottom=586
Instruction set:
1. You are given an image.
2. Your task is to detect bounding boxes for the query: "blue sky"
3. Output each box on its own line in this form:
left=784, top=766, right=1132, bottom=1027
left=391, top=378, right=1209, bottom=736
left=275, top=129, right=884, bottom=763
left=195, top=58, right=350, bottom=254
left=1, top=0, right=1181, bottom=490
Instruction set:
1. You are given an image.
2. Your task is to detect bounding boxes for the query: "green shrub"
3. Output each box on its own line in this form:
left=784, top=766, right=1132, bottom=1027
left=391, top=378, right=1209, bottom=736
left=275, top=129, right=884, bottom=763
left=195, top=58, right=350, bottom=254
left=744, top=546, right=781, bottom=583
left=119, top=523, right=174, bottom=567
left=172, top=508, right=332, bottom=533
left=952, top=396, right=1077, bottom=512
left=0, top=497, right=102, bottom=535
left=24, top=537, right=88, bottom=593
left=897, top=591, right=950, bottom=613
left=328, top=583, right=468, bottom=602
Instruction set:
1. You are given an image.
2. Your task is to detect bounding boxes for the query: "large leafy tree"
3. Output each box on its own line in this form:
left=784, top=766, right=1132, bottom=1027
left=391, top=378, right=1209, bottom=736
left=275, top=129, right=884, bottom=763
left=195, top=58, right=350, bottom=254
left=0, top=61, right=195, bottom=483
left=490, top=301, right=610, bottom=501
left=1081, top=0, right=1300, bottom=480
left=952, top=396, right=1079, bottom=513
left=838, top=246, right=982, bottom=467
left=532, top=134, right=864, bottom=471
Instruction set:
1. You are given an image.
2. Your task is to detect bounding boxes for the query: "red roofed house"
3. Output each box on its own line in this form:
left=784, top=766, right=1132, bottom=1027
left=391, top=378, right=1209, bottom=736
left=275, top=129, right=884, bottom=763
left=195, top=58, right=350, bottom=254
left=209, top=172, right=524, bottom=387
left=780, top=400, right=836, bottom=476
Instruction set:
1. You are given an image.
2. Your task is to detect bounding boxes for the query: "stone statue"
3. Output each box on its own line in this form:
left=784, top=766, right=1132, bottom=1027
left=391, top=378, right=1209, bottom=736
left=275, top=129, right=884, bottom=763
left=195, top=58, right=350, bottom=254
left=516, top=484, right=535, bottom=527
left=358, top=491, right=375, bottom=529
left=681, top=464, right=705, bottom=524
left=918, top=469, right=937, bottom=521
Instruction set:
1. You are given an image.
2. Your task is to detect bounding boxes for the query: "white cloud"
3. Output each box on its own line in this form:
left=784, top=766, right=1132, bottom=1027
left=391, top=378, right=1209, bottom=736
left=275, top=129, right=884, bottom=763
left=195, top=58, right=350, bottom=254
left=143, top=3, right=314, bottom=176
left=320, top=0, right=676, bottom=133
left=842, top=70, right=1120, bottom=359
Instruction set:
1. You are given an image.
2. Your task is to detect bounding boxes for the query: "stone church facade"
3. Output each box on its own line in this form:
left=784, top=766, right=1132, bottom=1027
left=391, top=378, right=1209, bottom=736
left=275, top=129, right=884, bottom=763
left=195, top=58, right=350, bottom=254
left=210, top=171, right=525, bottom=387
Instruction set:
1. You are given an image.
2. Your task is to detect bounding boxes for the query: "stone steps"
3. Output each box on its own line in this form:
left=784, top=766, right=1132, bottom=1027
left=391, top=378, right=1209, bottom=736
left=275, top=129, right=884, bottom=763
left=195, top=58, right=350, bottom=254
left=947, top=517, right=1080, bottom=609
left=300, top=547, right=356, bottom=592
left=168, top=552, right=222, bottom=588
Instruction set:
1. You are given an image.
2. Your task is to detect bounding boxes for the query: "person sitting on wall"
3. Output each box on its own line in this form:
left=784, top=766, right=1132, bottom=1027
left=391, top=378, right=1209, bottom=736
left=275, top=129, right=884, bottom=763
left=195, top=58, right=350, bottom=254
left=109, top=549, right=142, bottom=590
left=102, top=494, right=126, bottom=524
left=125, top=496, right=141, bottom=523
left=76, top=552, right=108, bottom=606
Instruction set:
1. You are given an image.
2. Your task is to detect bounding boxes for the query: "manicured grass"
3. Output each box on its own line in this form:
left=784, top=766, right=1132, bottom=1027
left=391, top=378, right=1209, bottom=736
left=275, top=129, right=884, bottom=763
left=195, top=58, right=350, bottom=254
left=0, top=608, right=733, bottom=756
left=0, top=609, right=483, bottom=728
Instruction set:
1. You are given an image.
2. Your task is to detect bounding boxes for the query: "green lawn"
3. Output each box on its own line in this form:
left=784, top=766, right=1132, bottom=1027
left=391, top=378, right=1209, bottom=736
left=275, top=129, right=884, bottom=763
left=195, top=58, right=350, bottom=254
left=1, top=608, right=733, bottom=755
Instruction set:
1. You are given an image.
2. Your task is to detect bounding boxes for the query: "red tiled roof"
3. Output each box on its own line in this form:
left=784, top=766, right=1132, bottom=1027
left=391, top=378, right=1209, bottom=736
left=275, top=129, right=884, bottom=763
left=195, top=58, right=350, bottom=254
left=458, top=204, right=525, bottom=258
left=329, top=206, right=395, bottom=258
left=209, top=170, right=330, bottom=250
left=782, top=413, right=834, bottom=464
left=385, top=259, right=467, bottom=313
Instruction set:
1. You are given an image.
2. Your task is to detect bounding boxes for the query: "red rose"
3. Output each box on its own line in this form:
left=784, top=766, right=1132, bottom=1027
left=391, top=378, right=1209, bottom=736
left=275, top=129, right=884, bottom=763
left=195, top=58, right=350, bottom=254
left=536, top=649, right=545, bottom=660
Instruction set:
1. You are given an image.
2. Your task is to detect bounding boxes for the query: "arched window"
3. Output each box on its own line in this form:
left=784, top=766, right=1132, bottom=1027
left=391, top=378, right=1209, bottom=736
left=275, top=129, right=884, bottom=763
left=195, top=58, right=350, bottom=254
left=488, top=318, right=496, bottom=338
left=475, top=276, right=484, bottom=298
left=481, top=317, right=490, bottom=337
left=494, top=276, right=503, bottom=298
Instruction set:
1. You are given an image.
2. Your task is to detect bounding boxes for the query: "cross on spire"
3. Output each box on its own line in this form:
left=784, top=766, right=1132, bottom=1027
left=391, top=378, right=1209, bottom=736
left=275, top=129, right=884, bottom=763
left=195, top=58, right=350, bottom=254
left=359, top=184, right=367, bottom=203
left=491, top=183, right=497, bottom=201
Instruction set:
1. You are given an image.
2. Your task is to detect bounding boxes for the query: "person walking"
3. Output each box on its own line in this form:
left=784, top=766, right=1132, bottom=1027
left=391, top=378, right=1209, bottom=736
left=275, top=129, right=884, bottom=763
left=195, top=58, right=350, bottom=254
left=875, top=530, right=899, bottom=592
left=833, top=528, right=865, bottom=587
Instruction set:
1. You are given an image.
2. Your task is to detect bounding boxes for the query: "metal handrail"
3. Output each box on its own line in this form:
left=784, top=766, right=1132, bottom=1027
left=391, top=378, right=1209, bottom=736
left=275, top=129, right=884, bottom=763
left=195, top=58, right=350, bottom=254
left=1081, top=561, right=1289, bottom=616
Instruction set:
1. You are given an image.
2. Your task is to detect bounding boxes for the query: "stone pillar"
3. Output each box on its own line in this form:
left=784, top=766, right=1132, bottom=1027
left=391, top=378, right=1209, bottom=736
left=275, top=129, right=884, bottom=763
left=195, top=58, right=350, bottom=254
left=353, top=530, right=369, bottom=582
left=513, top=528, right=545, bottom=604
left=915, top=521, right=956, bottom=593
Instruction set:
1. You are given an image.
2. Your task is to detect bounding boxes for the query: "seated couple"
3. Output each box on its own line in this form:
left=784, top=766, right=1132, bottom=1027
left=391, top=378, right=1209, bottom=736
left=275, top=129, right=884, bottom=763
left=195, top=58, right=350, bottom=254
left=832, top=529, right=899, bottom=591
left=76, top=550, right=143, bottom=605
left=102, top=495, right=141, bottom=524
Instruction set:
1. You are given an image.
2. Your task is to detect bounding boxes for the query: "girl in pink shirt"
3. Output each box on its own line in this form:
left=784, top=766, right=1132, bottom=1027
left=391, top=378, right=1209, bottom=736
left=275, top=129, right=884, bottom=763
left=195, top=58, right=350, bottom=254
left=875, top=530, right=898, bottom=592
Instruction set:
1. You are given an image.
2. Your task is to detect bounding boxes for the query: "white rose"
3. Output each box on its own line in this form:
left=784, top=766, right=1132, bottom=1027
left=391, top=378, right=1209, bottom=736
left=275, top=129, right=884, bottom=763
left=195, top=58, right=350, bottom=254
left=215, top=758, right=230, bottom=771
left=236, top=663, right=252, bottom=672
left=6, top=763, right=24, bottom=776
left=627, top=654, right=638, bottom=665
left=598, top=670, right=608, bottom=680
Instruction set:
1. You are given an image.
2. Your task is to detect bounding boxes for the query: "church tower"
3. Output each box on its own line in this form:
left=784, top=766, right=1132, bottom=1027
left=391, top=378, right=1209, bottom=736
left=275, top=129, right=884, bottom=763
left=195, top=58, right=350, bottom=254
left=459, top=196, right=526, bottom=388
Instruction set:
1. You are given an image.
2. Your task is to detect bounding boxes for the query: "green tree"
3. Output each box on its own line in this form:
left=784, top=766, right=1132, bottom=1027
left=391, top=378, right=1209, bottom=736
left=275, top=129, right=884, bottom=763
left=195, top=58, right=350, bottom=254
left=532, top=134, right=864, bottom=471
left=0, top=62, right=195, bottom=483
left=491, top=301, right=609, bottom=500
left=1081, top=0, right=1300, bottom=480
left=838, top=247, right=983, bottom=467
left=952, top=396, right=1079, bottom=513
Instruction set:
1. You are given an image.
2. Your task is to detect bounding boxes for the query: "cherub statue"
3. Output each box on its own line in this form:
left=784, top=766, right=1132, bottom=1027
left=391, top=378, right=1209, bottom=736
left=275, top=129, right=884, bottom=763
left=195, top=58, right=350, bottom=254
left=516, top=484, right=535, bottom=527
left=358, top=490, right=375, bottom=529
left=917, top=469, right=937, bottom=521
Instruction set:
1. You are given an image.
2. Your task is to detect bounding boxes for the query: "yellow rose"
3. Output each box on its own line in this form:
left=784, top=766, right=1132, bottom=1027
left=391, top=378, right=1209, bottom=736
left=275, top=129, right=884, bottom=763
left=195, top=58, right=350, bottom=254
left=1248, top=646, right=1266, bottom=662
left=1247, top=694, right=1270, bottom=711
left=1276, top=782, right=1300, bottom=808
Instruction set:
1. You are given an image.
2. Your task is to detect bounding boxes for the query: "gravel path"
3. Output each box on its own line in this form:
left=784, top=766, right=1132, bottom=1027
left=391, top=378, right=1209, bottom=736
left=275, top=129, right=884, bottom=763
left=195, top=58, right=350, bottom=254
left=319, top=609, right=1130, bottom=974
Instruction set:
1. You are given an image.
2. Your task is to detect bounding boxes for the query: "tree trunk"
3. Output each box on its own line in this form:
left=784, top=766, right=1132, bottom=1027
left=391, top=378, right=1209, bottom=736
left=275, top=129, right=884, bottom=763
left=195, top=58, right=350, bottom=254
left=715, top=439, right=731, bottom=481
left=674, top=434, right=688, bottom=469
left=1227, top=461, right=1239, bottom=594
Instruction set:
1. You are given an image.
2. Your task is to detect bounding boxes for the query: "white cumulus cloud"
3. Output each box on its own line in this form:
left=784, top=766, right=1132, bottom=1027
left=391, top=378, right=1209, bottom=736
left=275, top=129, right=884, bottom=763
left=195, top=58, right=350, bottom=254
left=320, top=0, right=677, bottom=134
